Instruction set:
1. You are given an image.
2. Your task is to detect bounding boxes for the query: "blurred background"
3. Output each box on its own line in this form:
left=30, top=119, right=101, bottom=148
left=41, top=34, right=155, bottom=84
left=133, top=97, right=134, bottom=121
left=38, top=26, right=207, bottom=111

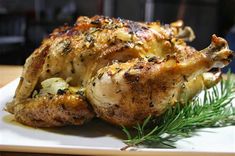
left=0, top=0, right=234, bottom=72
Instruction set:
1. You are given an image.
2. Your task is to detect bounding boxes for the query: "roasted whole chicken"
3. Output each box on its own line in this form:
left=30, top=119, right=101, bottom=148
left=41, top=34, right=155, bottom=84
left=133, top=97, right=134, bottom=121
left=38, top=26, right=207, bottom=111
left=5, top=16, right=233, bottom=127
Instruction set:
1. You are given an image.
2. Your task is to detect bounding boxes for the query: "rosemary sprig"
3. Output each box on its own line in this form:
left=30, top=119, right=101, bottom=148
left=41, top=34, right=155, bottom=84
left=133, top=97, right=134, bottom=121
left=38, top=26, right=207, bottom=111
left=122, top=72, right=235, bottom=148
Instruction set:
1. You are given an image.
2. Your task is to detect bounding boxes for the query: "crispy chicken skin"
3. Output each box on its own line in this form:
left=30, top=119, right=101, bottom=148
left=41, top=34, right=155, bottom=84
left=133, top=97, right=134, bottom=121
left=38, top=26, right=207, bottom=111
left=5, top=15, right=233, bottom=127
left=11, top=94, right=94, bottom=127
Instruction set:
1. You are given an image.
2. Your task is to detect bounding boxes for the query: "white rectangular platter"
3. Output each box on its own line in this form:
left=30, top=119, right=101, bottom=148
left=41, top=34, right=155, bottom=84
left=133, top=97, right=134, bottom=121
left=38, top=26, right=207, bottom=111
left=0, top=79, right=234, bottom=156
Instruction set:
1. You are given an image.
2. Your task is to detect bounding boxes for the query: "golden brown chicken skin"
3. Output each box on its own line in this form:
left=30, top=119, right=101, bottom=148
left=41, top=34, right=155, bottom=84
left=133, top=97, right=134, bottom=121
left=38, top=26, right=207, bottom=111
left=5, top=15, right=233, bottom=127
left=11, top=94, right=94, bottom=127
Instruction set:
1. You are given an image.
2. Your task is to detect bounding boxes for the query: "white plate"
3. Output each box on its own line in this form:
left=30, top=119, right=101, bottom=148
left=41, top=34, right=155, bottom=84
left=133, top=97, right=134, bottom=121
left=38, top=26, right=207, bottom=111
left=0, top=79, right=235, bottom=156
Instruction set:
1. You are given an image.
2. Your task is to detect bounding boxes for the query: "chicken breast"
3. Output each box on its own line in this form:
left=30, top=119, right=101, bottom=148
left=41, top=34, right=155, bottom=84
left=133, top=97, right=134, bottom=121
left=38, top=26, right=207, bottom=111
left=5, top=15, right=233, bottom=127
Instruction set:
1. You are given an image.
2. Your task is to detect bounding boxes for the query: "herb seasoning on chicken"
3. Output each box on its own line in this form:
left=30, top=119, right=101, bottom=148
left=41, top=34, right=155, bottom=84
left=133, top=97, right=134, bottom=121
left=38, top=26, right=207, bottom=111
left=5, top=15, right=233, bottom=127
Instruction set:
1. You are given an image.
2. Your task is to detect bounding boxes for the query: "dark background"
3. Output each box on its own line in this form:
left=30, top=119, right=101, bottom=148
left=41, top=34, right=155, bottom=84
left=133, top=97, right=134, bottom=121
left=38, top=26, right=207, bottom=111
left=0, top=0, right=234, bottom=72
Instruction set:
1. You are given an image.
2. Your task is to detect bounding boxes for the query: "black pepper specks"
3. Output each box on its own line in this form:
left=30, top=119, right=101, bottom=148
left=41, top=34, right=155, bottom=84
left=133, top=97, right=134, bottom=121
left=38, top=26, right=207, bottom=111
left=114, top=104, right=120, bottom=108
left=80, top=54, right=84, bottom=62
left=70, top=61, right=75, bottom=74
left=76, top=90, right=85, bottom=97
left=98, top=72, right=104, bottom=79
left=57, top=89, right=66, bottom=95
left=148, top=56, right=158, bottom=63
left=124, top=72, right=140, bottom=82
left=61, top=103, right=66, bottom=110
left=149, top=102, right=154, bottom=107
left=183, top=75, right=188, bottom=82
left=91, top=19, right=101, bottom=25
left=133, top=64, right=144, bottom=69
left=61, top=39, right=71, bottom=54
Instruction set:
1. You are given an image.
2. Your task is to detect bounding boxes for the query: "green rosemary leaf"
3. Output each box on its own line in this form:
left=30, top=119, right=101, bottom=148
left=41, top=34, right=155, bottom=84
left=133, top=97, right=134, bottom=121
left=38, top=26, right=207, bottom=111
left=121, top=126, right=132, bottom=140
left=142, top=115, right=152, bottom=131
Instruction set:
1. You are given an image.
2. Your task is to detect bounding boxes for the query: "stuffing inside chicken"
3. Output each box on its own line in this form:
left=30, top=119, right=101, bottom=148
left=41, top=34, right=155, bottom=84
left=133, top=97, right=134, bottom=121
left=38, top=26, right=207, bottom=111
left=5, top=15, right=233, bottom=127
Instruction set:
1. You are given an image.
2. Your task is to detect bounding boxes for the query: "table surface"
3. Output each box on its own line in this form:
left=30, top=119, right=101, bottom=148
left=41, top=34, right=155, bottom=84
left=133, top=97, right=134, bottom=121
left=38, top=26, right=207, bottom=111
left=0, top=65, right=88, bottom=156
left=0, top=65, right=22, bottom=88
